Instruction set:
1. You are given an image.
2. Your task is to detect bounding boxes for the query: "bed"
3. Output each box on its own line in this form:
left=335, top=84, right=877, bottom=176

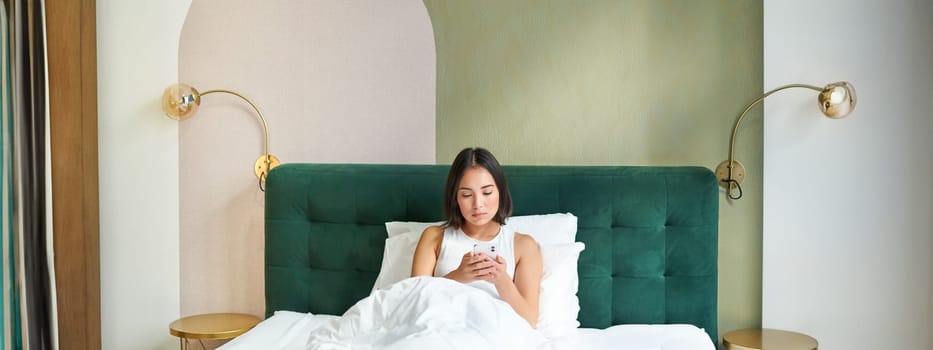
left=221, top=163, right=718, bottom=349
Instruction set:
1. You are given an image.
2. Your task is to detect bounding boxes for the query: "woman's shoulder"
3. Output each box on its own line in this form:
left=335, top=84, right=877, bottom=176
left=512, top=232, right=540, bottom=252
left=512, top=232, right=541, bottom=267
left=423, top=224, right=445, bottom=233
left=418, top=225, right=446, bottom=241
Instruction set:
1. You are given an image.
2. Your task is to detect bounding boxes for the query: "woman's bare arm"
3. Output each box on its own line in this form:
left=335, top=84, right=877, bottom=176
left=411, top=226, right=443, bottom=277
left=493, top=233, right=542, bottom=328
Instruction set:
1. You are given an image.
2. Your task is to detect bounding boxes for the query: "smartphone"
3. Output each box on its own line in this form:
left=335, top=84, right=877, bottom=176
left=472, top=242, right=498, bottom=260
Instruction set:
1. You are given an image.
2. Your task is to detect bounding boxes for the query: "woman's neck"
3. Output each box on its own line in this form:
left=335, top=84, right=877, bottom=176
left=461, top=222, right=501, bottom=241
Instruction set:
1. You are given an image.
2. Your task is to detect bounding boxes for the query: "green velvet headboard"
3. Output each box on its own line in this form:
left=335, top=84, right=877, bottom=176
left=265, top=163, right=718, bottom=342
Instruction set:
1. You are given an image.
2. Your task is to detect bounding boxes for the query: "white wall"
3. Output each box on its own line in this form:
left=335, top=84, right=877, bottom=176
left=763, top=1, right=933, bottom=349
left=97, top=1, right=190, bottom=349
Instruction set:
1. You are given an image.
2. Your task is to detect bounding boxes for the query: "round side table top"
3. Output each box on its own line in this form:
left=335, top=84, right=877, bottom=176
left=169, top=313, right=262, bottom=340
left=723, top=328, right=818, bottom=350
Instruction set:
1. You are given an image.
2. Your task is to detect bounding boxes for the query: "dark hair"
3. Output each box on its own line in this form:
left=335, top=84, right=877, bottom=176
left=443, top=147, right=512, bottom=229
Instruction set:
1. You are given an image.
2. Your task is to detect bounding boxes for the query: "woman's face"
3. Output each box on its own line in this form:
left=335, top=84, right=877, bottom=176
left=456, top=166, right=500, bottom=227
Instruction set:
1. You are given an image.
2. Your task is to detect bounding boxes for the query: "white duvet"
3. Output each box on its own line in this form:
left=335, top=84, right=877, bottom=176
left=305, top=276, right=546, bottom=350
left=219, top=277, right=715, bottom=350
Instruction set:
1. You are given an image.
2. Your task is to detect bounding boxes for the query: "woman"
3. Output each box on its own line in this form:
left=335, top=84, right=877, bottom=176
left=411, top=147, right=543, bottom=328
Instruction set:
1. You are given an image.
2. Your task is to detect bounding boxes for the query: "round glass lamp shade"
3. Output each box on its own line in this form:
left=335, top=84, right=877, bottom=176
left=162, top=83, right=201, bottom=120
left=818, top=81, right=857, bottom=119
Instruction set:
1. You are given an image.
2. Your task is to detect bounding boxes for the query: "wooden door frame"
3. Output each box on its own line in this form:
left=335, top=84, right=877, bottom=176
left=45, top=0, right=101, bottom=348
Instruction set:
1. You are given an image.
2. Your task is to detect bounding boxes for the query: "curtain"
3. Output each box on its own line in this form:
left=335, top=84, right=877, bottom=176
left=1, top=5, right=23, bottom=350
left=2, top=0, right=55, bottom=349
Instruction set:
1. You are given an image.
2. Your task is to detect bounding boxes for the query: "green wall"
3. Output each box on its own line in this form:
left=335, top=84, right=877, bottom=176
left=425, top=0, right=763, bottom=340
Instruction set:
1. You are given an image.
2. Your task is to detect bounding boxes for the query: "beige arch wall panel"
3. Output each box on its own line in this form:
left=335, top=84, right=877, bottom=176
left=177, top=0, right=436, bottom=319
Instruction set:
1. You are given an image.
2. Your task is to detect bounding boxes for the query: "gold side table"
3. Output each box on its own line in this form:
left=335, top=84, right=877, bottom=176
left=169, top=313, right=261, bottom=350
left=723, top=328, right=818, bottom=350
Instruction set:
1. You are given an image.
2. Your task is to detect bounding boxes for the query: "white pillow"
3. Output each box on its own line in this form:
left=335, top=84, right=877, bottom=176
left=373, top=221, right=441, bottom=293
left=370, top=231, right=422, bottom=293
left=385, top=213, right=577, bottom=243
left=385, top=221, right=441, bottom=238
left=537, top=242, right=585, bottom=339
left=504, top=213, right=578, bottom=245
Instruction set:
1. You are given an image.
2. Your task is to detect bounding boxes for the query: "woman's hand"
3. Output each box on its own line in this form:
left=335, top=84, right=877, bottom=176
left=444, top=252, right=500, bottom=283
left=489, top=256, right=510, bottom=285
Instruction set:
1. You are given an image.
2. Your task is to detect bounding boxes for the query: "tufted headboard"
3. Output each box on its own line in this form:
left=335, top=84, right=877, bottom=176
left=265, top=163, right=718, bottom=342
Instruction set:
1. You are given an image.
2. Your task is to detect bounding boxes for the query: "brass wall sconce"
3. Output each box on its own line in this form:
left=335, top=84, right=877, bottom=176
left=716, top=82, right=857, bottom=200
left=161, top=83, right=281, bottom=191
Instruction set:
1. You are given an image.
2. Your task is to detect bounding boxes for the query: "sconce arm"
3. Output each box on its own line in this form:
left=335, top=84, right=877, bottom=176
left=727, top=84, right=821, bottom=167
left=201, top=89, right=271, bottom=157
left=200, top=89, right=280, bottom=189
left=720, top=84, right=823, bottom=191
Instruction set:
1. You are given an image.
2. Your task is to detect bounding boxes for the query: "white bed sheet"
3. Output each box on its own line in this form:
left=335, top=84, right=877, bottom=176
left=219, top=311, right=715, bottom=350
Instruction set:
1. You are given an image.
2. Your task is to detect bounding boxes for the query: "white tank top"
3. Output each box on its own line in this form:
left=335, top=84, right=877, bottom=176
left=434, top=225, right=517, bottom=297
